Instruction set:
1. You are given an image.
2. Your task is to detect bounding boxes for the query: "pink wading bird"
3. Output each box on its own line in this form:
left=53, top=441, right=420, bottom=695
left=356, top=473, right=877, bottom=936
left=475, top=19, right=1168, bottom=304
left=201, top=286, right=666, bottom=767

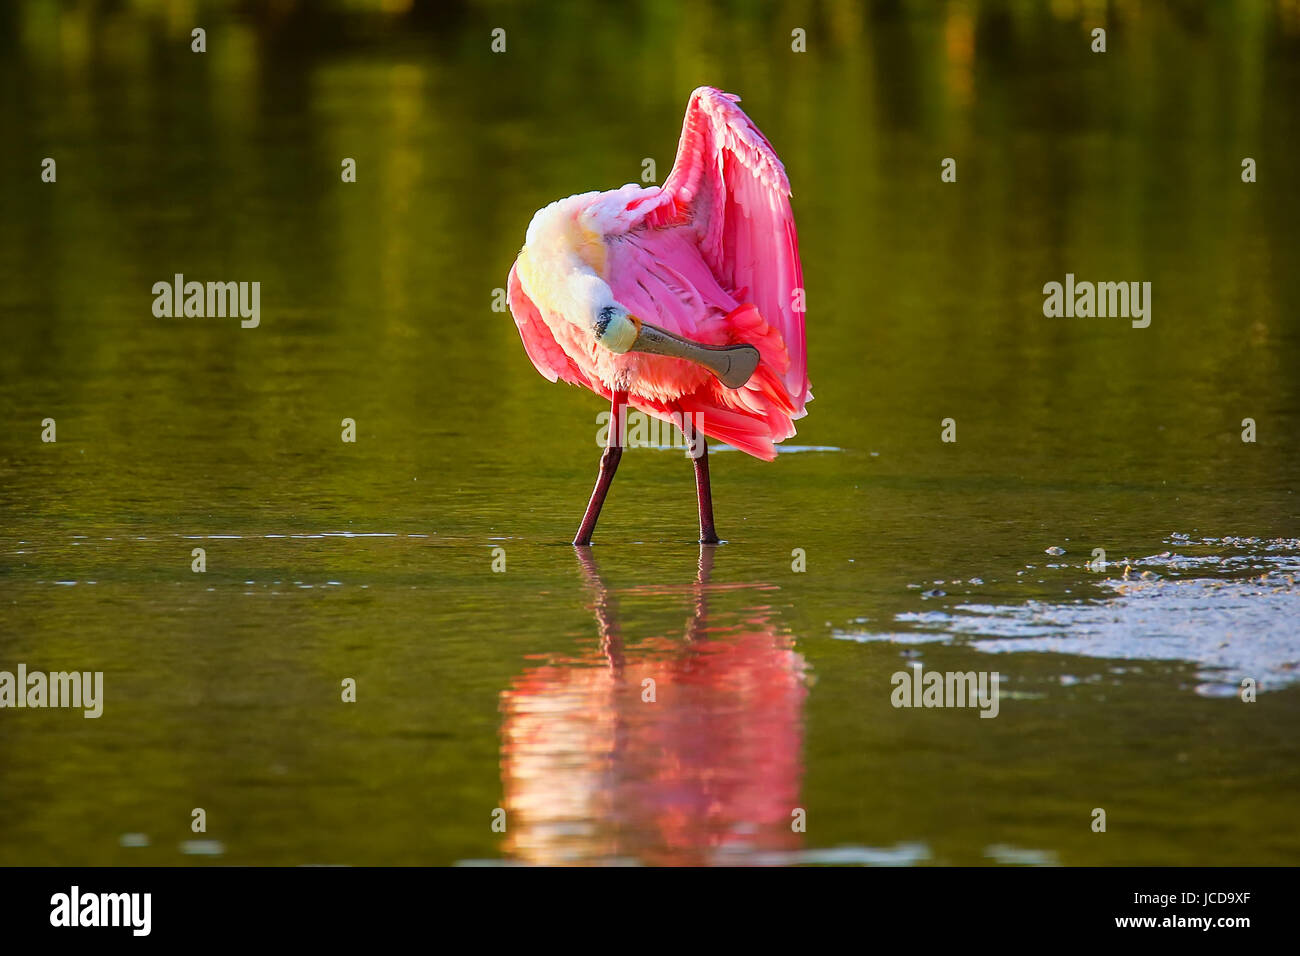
left=507, top=87, right=810, bottom=545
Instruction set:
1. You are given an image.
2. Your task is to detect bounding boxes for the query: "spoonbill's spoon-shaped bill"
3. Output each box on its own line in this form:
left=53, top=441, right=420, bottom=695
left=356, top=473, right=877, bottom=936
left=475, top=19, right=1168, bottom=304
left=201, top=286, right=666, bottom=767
left=626, top=319, right=761, bottom=390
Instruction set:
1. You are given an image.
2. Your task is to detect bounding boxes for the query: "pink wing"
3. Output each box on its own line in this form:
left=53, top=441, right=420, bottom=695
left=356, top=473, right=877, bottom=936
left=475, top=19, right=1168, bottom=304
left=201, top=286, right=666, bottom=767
left=632, top=87, right=809, bottom=415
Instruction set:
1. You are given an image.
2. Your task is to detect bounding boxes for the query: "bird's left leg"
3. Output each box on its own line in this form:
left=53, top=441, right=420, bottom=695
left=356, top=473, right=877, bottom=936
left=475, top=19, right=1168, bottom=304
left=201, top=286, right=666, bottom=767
left=690, top=427, right=720, bottom=545
left=573, top=390, right=628, bottom=546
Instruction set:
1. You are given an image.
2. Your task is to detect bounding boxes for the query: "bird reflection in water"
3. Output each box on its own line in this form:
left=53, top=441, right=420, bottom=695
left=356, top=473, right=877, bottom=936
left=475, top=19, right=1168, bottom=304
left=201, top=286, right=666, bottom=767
left=499, top=546, right=809, bottom=865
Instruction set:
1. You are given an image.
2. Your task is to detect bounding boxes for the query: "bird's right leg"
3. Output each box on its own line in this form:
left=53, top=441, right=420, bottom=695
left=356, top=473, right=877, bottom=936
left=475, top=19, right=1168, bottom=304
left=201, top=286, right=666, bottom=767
left=692, top=432, right=720, bottom=545
left=573, top=390, right=628, bottom=546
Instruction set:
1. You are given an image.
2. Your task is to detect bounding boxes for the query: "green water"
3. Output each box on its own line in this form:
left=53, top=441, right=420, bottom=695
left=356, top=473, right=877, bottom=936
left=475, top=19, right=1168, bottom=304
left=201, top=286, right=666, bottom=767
left=1, top=2, right=1298, bottom=865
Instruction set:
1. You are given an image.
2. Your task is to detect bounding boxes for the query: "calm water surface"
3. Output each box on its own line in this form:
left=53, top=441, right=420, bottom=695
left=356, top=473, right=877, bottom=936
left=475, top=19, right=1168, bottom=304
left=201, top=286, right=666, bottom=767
left=1, top=2, right=1298, bottom=865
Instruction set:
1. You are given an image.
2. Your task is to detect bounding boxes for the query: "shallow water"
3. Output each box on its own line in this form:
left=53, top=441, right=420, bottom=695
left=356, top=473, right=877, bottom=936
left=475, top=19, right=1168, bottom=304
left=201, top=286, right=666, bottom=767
left=1, top=2, right=1298, bottom=865
left=849, top=536, right=1300, bottom=698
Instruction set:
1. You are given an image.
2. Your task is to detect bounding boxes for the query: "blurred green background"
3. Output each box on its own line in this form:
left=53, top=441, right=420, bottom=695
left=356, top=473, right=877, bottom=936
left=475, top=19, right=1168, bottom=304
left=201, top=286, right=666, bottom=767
left=0, top=0, right=1297, bottom=865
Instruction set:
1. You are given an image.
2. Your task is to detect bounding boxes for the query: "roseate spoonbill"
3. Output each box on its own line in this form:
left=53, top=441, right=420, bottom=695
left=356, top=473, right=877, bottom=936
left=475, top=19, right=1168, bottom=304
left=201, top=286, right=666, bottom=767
left=507, top=87, right=810, bottom=545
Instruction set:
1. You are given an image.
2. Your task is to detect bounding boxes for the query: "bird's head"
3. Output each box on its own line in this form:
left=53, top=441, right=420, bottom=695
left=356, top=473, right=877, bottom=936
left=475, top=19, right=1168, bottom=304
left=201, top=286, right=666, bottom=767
left=594, top=305, right=641, bottom=354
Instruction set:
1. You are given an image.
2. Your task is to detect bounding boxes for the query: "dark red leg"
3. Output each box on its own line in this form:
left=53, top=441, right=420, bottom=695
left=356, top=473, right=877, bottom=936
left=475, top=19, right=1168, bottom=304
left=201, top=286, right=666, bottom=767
left=573, top=391, right=628, bottom=546
left=693, top=433, right=719, bottom=544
